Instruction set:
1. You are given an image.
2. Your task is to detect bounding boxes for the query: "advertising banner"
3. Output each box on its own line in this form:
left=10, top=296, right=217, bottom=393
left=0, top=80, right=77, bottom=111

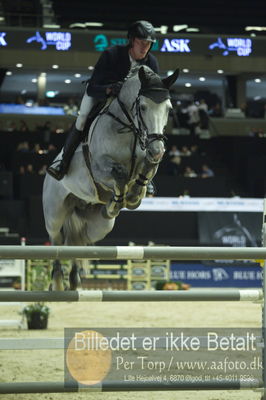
left=1, top=28, right=265, bottom=57
left=170, top=262, right=262, bottom=288
left=198, top=212, right=262, bottom=247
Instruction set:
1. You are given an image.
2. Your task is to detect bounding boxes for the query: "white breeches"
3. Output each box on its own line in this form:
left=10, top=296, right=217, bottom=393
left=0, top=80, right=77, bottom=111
left=75, top=91, right=97, bottom=131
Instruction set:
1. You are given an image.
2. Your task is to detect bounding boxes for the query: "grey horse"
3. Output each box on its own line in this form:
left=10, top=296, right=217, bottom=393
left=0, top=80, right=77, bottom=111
left=43, top=65, right=179, bottom=290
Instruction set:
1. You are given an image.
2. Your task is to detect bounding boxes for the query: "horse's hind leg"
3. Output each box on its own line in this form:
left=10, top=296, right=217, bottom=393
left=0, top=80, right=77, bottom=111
left=48, top=232, right=67, bottom=291
left=51, top=259, right=81, bottom=291
left=43, top=178, right=72, bottom=291
left=69, top=261, right=81, bottom=290
left=50, top=259, right=65, bottom=291
left=63, top=203, right=115, bottom=288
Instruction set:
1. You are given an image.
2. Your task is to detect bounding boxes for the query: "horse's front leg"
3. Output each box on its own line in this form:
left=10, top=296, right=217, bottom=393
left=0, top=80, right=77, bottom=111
left=126, top=160, right=158, bottom=209
left=102, top=163, right=128, bottom=219
left=126, top=138, right=165, bottom=209
left=51, top=259, right=81, bottom=291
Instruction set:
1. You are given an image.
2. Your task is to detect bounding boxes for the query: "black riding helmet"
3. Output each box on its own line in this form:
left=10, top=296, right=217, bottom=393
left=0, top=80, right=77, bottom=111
left=127, top=20, right=156, bottom=44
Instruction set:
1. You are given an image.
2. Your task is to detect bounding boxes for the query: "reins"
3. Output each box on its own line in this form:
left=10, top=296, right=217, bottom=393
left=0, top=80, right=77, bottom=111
left=105, top=94, right=166, bottom=179
left=83, top=79, right=167, bottom=186
left=105, top=96, right=145, bottom=148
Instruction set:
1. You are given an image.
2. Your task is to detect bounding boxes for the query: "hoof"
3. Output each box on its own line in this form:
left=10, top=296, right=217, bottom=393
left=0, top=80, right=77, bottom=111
left=51, top=276, right=65, bottom=291
left=126, top=185, right=146, bottom=207
left=126, top=199, right=142, bottom=210
left=126, top=190, right=145, bottom=210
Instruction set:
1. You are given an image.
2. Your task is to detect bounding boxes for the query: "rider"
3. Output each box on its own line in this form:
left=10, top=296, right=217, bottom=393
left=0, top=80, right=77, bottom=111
left=47, top=20, right=159, bottom=181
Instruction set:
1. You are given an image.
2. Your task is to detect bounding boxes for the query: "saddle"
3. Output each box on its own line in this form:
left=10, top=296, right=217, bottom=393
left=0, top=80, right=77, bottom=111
left=82, top=100, right=107, bottom=141
left=81, top=99, right=112, bottom=203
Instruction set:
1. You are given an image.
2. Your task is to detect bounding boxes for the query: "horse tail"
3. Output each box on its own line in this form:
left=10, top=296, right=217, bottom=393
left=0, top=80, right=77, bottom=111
left=63, top=208, right=90, bottom=246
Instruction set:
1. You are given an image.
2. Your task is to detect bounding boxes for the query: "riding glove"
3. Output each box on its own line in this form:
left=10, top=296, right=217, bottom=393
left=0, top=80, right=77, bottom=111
left=110, top=81, right=123, bottom=96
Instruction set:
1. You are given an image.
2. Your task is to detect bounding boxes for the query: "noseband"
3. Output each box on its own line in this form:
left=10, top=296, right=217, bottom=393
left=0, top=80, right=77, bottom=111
left=106, top=93, right=167, bottom=149
left=105, top=89, right=169, bottom=179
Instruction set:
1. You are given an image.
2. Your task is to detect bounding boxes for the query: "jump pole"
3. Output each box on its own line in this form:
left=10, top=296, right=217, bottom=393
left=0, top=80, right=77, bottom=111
left=0, top=379, right=261, bottom=394
left=0, top=245, right=266, bottom=260
left=0, top=334, right=262, bottom=350
left=0, top=289, right=262, bottom=302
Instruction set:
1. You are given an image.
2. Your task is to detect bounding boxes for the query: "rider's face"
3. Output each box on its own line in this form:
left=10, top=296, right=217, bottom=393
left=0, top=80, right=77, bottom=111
left=130, top=38, right=151, bottom=60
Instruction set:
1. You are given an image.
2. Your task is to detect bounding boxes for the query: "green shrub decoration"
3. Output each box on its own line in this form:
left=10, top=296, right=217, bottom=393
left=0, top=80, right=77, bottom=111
left=21, top=302, right=50, bottom=322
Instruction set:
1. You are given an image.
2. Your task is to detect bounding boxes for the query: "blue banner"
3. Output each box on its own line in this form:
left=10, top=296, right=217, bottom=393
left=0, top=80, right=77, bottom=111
left=0, top=104, right=65, bottom=115
left=170, top=262, right=262, bottom=288
left=1, top=28, right=265, bottom=57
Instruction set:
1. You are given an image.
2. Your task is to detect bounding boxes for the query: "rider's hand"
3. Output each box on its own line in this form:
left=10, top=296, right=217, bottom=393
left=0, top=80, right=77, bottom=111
left=108, top=81, right=123, bottom=96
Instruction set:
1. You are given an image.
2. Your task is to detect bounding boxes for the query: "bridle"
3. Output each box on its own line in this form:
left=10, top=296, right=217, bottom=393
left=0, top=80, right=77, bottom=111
left=106, top=95, right=165, bottom=148
left=104, top=92, right=167, bottom=179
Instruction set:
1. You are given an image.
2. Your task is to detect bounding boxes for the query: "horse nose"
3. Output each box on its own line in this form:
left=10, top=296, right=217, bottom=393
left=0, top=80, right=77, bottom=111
left=148, top=139, right=165, bottom=162
left=153, top=147, right=165, bottom=161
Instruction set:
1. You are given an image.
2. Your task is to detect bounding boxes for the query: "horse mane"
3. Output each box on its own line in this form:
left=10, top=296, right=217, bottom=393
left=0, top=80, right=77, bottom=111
left=126, top=64, right=157, bottom=81
left=127, top=65, right=140, bottom=78
left=122, top=65, right=161, bottom=100
left=120, top=65, right=170, bottom=105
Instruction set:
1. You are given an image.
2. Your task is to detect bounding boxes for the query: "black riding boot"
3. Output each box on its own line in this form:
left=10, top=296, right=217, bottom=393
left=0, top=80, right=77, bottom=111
left=47, top=125, right=84, bottom=181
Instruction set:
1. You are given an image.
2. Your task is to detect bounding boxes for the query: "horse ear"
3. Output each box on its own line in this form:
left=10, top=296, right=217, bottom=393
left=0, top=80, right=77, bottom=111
left=162, top=68, right=180, bottom=89
left=138, top=66, right=149, bottom=87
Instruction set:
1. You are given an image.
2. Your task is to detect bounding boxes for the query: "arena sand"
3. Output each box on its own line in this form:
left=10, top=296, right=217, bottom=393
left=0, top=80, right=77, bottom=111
left=0, top=300, right=262, bottom=400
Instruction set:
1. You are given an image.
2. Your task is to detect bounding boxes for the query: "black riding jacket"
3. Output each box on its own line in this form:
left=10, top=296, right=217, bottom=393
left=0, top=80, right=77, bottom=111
left=86, top=44, right=159, bottom=99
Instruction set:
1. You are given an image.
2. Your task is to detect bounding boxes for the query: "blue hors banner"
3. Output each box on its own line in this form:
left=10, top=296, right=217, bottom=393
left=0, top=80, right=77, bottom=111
left=170, top=262, right=262, bottom=288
